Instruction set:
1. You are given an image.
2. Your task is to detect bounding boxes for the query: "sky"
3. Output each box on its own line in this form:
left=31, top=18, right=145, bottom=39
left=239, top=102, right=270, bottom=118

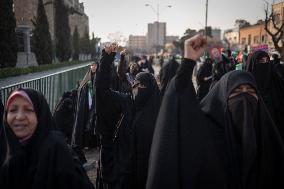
left=82, top=0, right=281, bottom=43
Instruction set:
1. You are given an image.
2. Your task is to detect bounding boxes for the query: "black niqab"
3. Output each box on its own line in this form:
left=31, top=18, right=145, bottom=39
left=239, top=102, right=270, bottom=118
left=201, top=70, right=284, bottom=189
left=131, top=72, right=161, bottom=189
left=246, top=50, right=284, bottom=141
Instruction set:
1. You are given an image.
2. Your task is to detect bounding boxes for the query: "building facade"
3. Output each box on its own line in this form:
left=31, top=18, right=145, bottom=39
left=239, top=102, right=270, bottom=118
left=147, top=22, right=166, bottom=52
left=13, top=0, right=89, bottom=40
left=223, top=28, right=239, bottom=49
left=166, top=35, right=179, bottom=43
left=211, top=28, right=222, bottom=41
left=128, top=35, right=147, bottom=53
left=239, top=21, right=272, bottom=49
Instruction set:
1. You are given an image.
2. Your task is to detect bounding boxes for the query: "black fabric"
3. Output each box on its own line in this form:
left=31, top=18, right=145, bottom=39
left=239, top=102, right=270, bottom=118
left=72, top=70, right=97, bottom=149
left=196, top=58, right=212, bottom=101
left=0, top=99, right=5, bottom=168
left=0, top=88, right=94, bottom=189
left=96, top=50, right=132, bottom=189
left=131, top=73, right=161, bottom=189
left=159, top=57, right=180, bottom=96
left=201, top=70, right=284, bottom=189
left=211, top=60, right=227, bottom=88
left=147, top=58, right=284, bottom=189
left=246, top=51, right=284, bottom=141
left=147, top=59, right=227, bottom=189
left=53, top=89, right=77, bottom=144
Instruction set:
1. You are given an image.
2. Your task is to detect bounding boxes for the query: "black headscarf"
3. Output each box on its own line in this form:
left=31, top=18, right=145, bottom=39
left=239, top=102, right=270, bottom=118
left=1, top=88, right=94, bottom=189
left=158, top=57, right=180, bottom=96
left=147, top=58, right=284, bottom=189
left=201, top=70, right=284, bottom=188
left=0, top=98, right=5, bottom=168
left=196, top=58, right=213, bottom=101
left=131, top=72, right=161, bottom=189
left=147, top=60, right=227, bottom=189
left=246, top=50, right=284, bottom=141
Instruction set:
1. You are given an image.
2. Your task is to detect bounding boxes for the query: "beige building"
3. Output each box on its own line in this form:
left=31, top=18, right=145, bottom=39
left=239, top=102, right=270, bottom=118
left=223, top=28, right=239, bottom=48
left=128, top=35, right=147, bottom=52
left=239, top=21, right=273, bottom=48
left=13, top=0, right=89, bottom=40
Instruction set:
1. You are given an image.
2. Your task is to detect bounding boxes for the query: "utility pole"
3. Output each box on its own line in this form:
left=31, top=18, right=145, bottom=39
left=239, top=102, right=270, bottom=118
left=205, top=0, right=208, bottom=40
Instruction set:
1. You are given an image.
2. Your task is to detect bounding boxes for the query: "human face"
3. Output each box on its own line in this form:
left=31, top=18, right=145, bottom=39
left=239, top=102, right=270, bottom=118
left=7, top=96, right=38, bottom=140
left=130, top=63, right=139, bottom=74
left=90, top=63, right=97, bottom=73
left=229, top=84, right=258, bottom=100
left=258, top=56, right=270, bottom=64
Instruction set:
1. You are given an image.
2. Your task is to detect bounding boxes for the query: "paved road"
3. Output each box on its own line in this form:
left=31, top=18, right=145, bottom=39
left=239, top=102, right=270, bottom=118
left=0, top=62, right=90, bottom=88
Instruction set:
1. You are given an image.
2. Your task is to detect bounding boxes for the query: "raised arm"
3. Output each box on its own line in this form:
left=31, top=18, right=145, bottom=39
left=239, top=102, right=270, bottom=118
left=117, top=50, right=128, bottom=81
left=96, top=45, right=117, bottom=91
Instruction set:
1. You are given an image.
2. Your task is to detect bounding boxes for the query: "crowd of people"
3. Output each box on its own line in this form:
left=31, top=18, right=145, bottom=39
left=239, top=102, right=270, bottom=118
left=1, top=34, right=284, bottom=189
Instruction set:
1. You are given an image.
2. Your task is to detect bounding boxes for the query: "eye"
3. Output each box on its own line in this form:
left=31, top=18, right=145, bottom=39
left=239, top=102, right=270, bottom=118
left=8, top=108, right=17, bottom=113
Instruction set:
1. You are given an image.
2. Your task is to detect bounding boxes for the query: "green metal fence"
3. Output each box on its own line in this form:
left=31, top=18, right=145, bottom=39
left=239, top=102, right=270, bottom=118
left=0, top=64, right=89, bottom=112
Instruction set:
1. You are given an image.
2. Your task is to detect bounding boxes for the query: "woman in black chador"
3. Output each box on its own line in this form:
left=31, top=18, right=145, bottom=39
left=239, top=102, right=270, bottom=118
left=246, top=51, right=284, bottom=140
left=0, top=99, right=5, bottom=167
left=0, top=88, right=94, bottom=189
left=71, top=62, right=98, bottom=163
left=131, top=72, right=161, bottom=189
left=159, top=55, right=180, bottom=96
left=95, top=46, right=161, bottom=189
left=147, top=35, right=284, bottom=189
left=196, top=57, right=213, bottom=101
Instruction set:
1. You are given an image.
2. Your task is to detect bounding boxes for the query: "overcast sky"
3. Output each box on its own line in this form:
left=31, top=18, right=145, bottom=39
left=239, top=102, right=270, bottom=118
left=82, top=0, right=280, bottom=42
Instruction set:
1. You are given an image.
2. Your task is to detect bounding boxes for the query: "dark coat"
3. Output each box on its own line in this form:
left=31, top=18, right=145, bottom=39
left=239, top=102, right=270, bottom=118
left=159, top=57, right=180, bottom=96
left=0, top=88, right=94, bottom=189
left=96, top=50, right=133, bottom=189
left=246, top=51, right=284, bottom=141
left=147, top=59, right=284, bottom=189
left=196, top=59, right=212, bottom=101
left=131, top=73, right=161, bottom=189
left=72, top=70, right=97, bottom=150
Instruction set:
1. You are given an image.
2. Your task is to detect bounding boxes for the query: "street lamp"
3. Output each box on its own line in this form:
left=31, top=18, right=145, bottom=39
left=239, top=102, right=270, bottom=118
left=145, top=3, right=172, bottom=53
left=205, top=0, right=208, bottom=40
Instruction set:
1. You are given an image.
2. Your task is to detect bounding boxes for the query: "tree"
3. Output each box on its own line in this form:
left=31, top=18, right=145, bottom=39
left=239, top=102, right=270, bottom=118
left=32, top=0, right=52, bottom=65
left=0, top=0, right=17, bottom=68
left=234, top=19, right=251, bottom=28
left=55, top=0, right=71, bottom=62
left=178, top=28, right=198, bottom=54
left=72, top=26, right=79, bottom=61
left=264, top=2, right=284, bottom=56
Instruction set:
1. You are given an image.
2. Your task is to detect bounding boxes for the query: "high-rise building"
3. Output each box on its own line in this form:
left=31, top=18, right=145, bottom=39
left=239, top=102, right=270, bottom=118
left=147, top=22, right=166, bottom=52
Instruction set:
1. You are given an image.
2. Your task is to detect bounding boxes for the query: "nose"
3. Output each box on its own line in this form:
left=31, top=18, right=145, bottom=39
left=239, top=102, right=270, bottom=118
left=15, top=110, right=26, bottom=120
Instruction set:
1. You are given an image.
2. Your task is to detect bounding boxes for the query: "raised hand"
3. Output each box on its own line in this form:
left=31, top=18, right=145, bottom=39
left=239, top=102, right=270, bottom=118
left=184, top=34, right=207, bottom=61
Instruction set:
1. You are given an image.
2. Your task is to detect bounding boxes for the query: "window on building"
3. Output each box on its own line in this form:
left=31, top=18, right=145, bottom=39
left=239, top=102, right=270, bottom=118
left=275, top=13, right=281, bottom=25
left=241, top=38, right=246, bottom=45
left=248, top=35, right=251, bottom=45
left=254, top=36, right=259, bottom=44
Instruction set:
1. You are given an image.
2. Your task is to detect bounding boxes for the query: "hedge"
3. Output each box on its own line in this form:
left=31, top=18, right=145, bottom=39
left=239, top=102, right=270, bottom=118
left=0, top=61, right=87, bottom=79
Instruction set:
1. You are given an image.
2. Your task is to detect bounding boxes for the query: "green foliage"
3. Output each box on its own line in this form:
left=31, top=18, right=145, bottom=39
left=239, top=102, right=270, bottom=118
left=32, top=0, right=53, bottom=65
left=0, top=0, right=18, bottom=68
left=72, top=26, right=80, bottom=61
left=55, top=0, right=71, bottom=62
left=0, top=61, right=84, bottom=79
